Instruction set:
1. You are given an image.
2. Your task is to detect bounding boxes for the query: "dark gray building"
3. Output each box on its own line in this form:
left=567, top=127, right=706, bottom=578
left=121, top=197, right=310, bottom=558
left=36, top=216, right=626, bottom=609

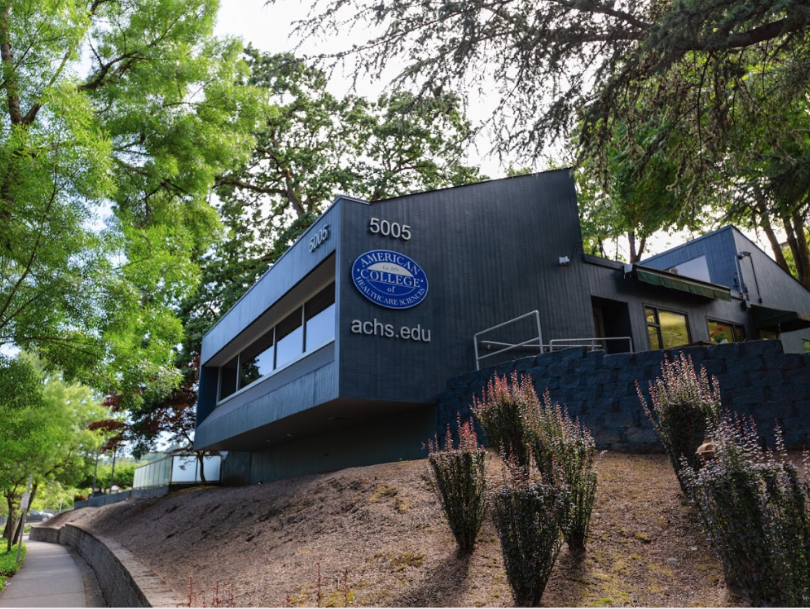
left=195, top=170, right=810, bottom=483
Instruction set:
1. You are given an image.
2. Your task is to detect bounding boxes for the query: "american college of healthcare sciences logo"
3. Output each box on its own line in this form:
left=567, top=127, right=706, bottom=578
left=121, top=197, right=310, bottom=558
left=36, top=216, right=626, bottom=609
left=351, top=250, right=429, bottom=309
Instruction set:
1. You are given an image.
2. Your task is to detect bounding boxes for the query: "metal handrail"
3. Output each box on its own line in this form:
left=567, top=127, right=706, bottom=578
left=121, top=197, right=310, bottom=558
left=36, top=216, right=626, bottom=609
left=474, top=310, right=543, bottom=370
left=548, top=336, right=634, bottom=353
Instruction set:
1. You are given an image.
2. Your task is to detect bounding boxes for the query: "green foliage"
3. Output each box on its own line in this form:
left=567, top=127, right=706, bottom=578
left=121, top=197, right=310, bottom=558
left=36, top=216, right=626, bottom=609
left=0, top=0, right=259, bottom=400
left=638, top=353, right=722, bottom=495
left=0, top=542, right=25, bottom=591
left=471, top=373, right=535, bottom=469
left=427, top=418, right=487, bottom=556
left=682, top=416, right=810, bottom=606
left=491, top=462, right=568, bottom=607
left=472, top=372, right=600, bottom=551
left=530, top=391, right=599, bottom=552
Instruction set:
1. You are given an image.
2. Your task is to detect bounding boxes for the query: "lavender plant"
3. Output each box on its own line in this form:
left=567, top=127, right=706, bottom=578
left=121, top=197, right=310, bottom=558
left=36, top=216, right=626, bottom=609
left=491, top=457, right=569, bottom=607
left=530, top=391, right=599, bottom=551
left=638, top=353, right=721, bottom=494
left=427, top=418, right=488, bottom=556
left=681, top=414, right=810, bottom=606
left=471, top=372, right=535, bottom=469
left=473, top=373, right=600, bottom=551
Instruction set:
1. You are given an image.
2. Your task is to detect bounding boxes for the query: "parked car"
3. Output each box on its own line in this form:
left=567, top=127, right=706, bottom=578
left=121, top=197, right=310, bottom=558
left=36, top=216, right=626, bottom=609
left=26, top=510, right=53, bottom=522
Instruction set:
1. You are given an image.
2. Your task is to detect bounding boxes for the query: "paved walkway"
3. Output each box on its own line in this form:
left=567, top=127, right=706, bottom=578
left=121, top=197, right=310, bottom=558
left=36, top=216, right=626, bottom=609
left=0, top=538, right=91, bottom=607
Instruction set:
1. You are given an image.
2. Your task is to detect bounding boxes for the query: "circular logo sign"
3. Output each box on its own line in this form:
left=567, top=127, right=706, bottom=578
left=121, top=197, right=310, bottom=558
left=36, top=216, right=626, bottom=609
left=351, top=250, right=429, bottom=309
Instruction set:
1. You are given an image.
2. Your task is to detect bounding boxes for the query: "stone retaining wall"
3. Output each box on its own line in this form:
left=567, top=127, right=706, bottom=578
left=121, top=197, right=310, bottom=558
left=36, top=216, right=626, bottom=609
left=30, top=523, right=183, bottom=607
left=437, top=340, right=810, bottom=451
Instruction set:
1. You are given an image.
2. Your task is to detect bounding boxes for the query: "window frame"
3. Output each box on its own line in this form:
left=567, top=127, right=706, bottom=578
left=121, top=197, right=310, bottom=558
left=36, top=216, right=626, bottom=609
left=215, top=282, right=336, bottom=406
left=645, top=304, right=692, bottom=350
left=706, top=318, right=746, bottom=344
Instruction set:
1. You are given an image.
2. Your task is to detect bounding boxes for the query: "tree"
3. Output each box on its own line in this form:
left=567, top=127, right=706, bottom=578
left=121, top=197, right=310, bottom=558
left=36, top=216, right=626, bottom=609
left=0, top=0, right=258, bottom=401
left=288, top=0, right=810, bottom=280
left=0, top=355, right=105, bottom=549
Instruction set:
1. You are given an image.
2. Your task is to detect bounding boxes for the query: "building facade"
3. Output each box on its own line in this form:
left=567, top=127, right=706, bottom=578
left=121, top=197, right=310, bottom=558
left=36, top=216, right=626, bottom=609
left=195, top=171, right=810, bottom=483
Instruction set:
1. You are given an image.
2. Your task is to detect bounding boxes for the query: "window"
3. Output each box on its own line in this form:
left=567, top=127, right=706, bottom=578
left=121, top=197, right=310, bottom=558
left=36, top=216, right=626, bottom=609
left=305, top=285, right=336, bottom=351
left=275, top=309, right=304, bottom=369
left=804, top=340, right=810, bottom=354
left=707, top=319, right=745, bottom=344
left=646, top=306, right=690, bottom=350
left=239, top=329, right=274, bottom=390
left=216, top=282, right=336, bottom=403
left=219, top=355, right=238, bottom=401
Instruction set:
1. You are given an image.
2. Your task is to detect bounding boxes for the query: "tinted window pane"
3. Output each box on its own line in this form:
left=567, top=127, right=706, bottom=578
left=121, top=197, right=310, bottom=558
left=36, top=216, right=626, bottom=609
left=276, top=308, right=303, bottom=368
left=305, top=284, right=335, bottom=351
left=707, top=320, right=743, bottom=344
left=645, top=307, right=656, bottom=324
left=659, top=310, right=689, bottom=349
left=219, top=356, right=238, bottom=401
left=239, top=329, right=274, bottom=389
left=647, top=326, right=661, bottom=350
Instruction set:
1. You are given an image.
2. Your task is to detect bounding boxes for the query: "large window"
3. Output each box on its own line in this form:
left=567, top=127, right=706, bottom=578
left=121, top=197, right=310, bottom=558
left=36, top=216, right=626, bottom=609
left=216, top=283, right=335, bottom=403
left=707, top=319, right=745, bottom=344
left=646, top=306, right=690, bottom=350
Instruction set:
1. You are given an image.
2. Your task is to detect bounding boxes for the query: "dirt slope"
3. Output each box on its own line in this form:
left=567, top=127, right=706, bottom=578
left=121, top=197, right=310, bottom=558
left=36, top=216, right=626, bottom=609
left=46, top=453, right=739, bottom=607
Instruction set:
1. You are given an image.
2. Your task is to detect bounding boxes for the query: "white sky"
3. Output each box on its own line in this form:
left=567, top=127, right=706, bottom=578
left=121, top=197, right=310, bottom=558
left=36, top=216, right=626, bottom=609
left=213, top=0, right=780, bottom=260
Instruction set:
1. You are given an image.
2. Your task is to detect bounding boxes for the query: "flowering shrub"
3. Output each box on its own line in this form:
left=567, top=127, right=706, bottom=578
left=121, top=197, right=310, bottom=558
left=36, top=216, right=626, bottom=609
left=531, top=391, right=599, bottom=551
left=471, top=372, right=535, bottom=468
left=491, top=459, right=569, bottom=607
left=427, top=418, right=488, bottom=556
left=682, top=414, right=810, bottom=606
left=638, top=353, right=721, bottom=494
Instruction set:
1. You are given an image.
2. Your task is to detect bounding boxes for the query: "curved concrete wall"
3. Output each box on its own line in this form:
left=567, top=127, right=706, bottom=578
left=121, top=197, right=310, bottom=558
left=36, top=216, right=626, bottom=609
left=30, top=523, right=183, bottom=607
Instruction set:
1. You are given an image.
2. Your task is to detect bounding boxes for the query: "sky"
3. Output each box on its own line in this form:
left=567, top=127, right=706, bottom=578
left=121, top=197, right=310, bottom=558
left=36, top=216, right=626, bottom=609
left=212, top=0, right=779, bottom=259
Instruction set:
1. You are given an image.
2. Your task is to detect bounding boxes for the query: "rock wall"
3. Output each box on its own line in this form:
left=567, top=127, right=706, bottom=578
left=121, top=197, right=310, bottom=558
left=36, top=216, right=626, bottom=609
left=437, top=340, right=810, bottom=451
left=30, top=523, right=183, bottom=607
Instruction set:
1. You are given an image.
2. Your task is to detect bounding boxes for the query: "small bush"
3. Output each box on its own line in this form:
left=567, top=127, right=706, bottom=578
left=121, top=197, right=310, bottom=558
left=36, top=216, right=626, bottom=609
left=491, top=459, right=568, bottom=607
left=682, top=414, right=810, bottom=606
left=428, top=418, right=488, bottom=556
left=638, top=352, right=721, bottom=494
left=531, top=391, right=599, bottom=551
left=0, top=543, right=26, bottom=592
left=472, top=372, right=535, bottom=468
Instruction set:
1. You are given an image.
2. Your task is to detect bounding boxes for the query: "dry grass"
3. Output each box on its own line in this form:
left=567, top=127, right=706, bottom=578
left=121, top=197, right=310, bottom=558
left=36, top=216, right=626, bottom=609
left=46, top=453, right=740, bottom=607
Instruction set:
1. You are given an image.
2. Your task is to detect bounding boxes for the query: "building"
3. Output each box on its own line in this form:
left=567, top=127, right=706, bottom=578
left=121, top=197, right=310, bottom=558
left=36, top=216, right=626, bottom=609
left=195, top=170, right=810, bottom=483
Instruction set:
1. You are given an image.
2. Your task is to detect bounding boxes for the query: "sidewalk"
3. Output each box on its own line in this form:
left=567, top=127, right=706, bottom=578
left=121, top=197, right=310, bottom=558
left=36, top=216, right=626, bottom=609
left=0, top=538, right=90, bottom=607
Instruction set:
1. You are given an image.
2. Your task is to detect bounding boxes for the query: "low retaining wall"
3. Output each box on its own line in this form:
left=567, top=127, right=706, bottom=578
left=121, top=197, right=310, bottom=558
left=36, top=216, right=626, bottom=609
left=438, top=340, right=810, bottom=451
left=30, top=523, right=183, bottom=607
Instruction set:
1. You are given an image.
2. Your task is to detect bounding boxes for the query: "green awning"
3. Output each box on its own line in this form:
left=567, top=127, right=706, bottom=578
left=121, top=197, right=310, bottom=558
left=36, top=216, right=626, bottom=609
left=751, top=304, right=810, bottom=332
left=634, top=266, right=732, bottom=301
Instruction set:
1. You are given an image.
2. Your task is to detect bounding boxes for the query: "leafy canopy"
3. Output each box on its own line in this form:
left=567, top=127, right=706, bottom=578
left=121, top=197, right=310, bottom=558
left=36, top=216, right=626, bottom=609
left=0, top=0, right=258, bottom=399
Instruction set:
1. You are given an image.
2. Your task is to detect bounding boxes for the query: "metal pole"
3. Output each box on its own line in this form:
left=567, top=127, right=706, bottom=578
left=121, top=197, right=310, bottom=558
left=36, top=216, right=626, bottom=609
left=16, top=475, right=31, bottom=563
left=91, top=450, right=99, bottom=496
left=109, top=447, right=117, bottom=494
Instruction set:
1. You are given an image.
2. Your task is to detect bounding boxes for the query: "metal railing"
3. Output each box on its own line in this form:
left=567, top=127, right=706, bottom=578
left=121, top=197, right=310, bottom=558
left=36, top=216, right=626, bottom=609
left=133, top=453, right=222, bottom=489
left=548, top=336, right=634, bottom=353
left=474, top=310, right=543, bottom=370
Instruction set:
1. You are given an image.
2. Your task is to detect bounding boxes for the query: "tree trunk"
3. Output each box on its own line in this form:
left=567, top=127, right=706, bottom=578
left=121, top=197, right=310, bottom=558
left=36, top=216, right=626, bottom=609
left=783, top=216, right=810, bottom=290
left=4, top=494, right=15, bottom=552
left=760, top=216, right=789, bottom=272
left=627, top=231, right=646, bottom=263
left=197, top=451, right=206, bottom=484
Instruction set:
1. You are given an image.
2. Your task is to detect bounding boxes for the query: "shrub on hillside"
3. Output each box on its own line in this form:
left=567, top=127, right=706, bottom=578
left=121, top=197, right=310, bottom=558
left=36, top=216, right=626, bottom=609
left=682, top=414, right=810, bottom=606
left=473, top=372, right=600, bottom=551
left=491, top=458, right=569, bottom=607
left=428, top=418, right=488, bottom=556
left=637, top=353, right=721, bottom=494
left=530, top=390, right=599, bottom=551
left=472, top=372, right=534, bottom=468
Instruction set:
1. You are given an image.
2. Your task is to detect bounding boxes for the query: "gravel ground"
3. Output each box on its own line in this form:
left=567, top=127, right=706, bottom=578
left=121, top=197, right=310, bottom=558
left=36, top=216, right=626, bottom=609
left=46, top=453, right=741, bottom=607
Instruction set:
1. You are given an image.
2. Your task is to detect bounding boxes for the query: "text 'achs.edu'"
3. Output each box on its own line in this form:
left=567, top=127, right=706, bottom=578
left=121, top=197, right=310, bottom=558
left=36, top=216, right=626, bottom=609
left=351, top=319, right=431, bottom=342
